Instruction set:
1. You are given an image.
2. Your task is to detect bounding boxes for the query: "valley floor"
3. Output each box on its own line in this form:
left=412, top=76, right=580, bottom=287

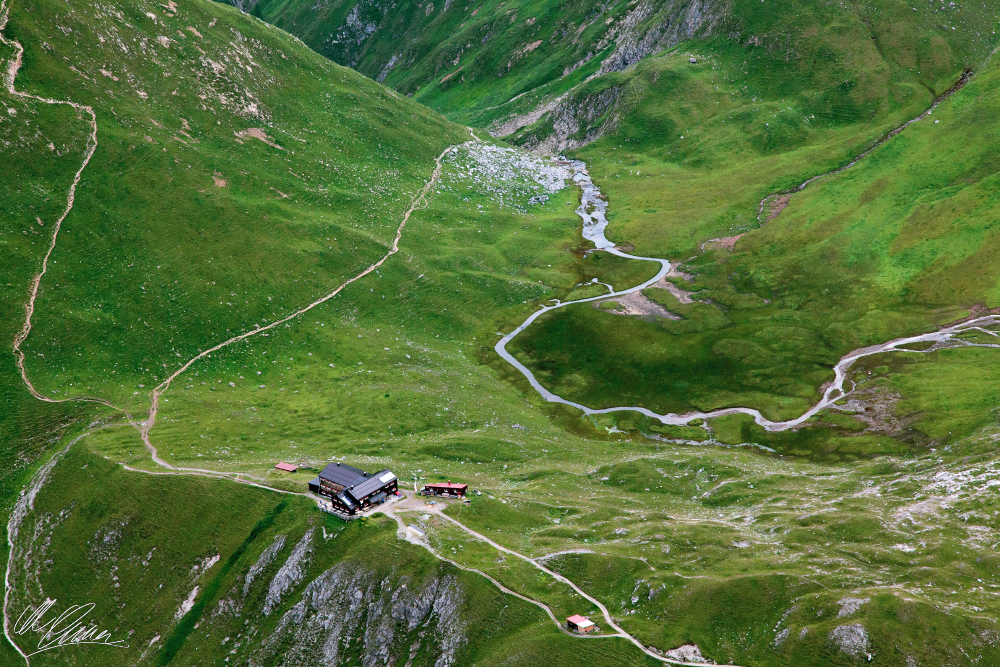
left=5, top=1, right=1000, bottom=665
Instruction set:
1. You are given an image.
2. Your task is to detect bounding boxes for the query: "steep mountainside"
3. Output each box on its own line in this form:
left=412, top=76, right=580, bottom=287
left=7, top=446, right=659, bottom=666
left=0, top=0, right=648, bottom=664
left=6, top=0, right=1000, bottom=665
left=3, top=0, right=471, bottom=416
left=236, top=0, right=998, bottom=149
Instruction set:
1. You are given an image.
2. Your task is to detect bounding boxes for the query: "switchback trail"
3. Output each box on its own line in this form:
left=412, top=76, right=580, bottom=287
left=3, top=1, right=125, bottom=419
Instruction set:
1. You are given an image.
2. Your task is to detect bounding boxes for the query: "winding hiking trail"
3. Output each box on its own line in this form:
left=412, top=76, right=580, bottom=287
left=2, top=18, right=672, bottom=656
left=4, top=0, right=470, bottom=472
left=4, top=0, right=472, bottom=475
left=2, top=8, right=992, bottom=662
left=2, top=2, right=128, bottom=421
left=3, top=6, right=661, bottom=650
left=136, top=137, right=471, bottom=471
left=497, top=71, right=999, bottom=433
left=385, top=497, right=735, bottom=667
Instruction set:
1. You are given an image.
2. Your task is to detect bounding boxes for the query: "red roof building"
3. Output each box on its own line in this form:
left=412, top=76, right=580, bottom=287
left=274, top=462, right=297, bottom=472
left=421, top=481, right=468, bottom=497
left=566, top=615, right=596, bottom=633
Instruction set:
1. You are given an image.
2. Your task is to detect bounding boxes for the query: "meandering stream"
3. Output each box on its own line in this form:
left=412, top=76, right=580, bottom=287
left=495, top=161, right=1000, bottom=433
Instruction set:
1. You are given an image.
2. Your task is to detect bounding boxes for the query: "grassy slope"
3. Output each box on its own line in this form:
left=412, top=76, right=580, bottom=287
left=9, top=0, right=468, bottom=414
left=5, top=0, right=1000, bottom=665
left=246, top=0, right=659, bottom=121
left=239, top=0, right=1000, bottom=455
left=244, top=0, right=997, bottom=130
left=509, top=47, right=1000, bottom=456
left=431, top=432, right=1000, bottom=667
left=0, top=27, right=115, bottom=665
left=0, top=1, right=655, bottom=664
left=9, top=444, right=658, bottom=666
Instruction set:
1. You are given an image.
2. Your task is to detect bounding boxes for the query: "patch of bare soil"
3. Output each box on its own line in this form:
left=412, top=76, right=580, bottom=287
left=938, top=304, right=1000, bottom=329
left=213, top=172, right=227, bottom=187
left=832, top=387, right=918, bottom=437
left=765, top=194, right=792, bottom=221
left=704, top=233, right=744, bottom=251
left=644, top=272, right=701, bottom=304
left=234, top=128, right=284, bottom=150
left=441, top=66, right=463, bottom=83
left=666, top=263, right=694, bottom=281
left=594, top=291, right=680, bottom=320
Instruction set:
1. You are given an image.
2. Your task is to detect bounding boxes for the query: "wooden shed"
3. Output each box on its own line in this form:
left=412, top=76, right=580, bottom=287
left=566, top=614, right=596, bottom=633
left=421, top=481, right=468, bottom=497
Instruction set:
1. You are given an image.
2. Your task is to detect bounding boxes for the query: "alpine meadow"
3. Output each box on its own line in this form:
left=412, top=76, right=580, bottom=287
left=2, top=0, right=1000, bottom=665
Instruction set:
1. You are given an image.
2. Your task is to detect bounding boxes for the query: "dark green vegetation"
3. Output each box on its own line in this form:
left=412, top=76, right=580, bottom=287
left=511, top=50, right=1000, bottom=457
left=9, top=444, right=659, bottom=666
left=5, top=0, right=1000, bottom=664
left=248, top=0, right=1000, bottom=456
left=237, top=0, right=998, bottom=138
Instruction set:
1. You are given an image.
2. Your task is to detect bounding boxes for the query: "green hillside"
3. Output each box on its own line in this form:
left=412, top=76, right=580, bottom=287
left=4, top=0, right=1000, bottom=664
left=238, top=0, right=997, bottom=137
left=5, top=0, right=467, bottom=415
left=510, top=47, right=1000, bottom=456
left=229, top=0, right=1000, bottom=459
left=8, top=444, right=659, bottom=666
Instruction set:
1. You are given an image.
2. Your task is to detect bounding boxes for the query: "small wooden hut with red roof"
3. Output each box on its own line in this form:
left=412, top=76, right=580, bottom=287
left=420, top=481, right=468, bottom=497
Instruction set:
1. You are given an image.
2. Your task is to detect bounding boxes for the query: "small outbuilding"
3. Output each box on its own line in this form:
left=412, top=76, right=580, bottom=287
left=421, top=481, right=468, bottom=498
left=566, top=615, right=596, bottom=633
left=689, top=57, right=698, bottom=64
left=274, top=462, right=297, bottom=472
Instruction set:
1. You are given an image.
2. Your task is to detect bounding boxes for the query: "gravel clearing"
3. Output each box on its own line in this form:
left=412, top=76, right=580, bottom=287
left=837, top=596, right=870, bottom=618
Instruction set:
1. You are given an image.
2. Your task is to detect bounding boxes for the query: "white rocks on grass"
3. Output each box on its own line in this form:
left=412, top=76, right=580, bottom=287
left=176, top=585, right=200, bottom=620
left=263, top=530, right=313, bottom=614
left=828, top=624, right=871, bottom=659
left=665, top=644, right=714, bottom=663
left=244, top=533, right=286, bottom=596
left=190, top=552, right=220, bottom=576
left=837, top=596, right=870, bottom=618
left=443, top=143, right=572, bottom=212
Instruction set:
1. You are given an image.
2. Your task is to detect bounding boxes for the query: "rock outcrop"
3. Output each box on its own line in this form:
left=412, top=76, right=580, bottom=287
left=250, top=562, right=467, bottom=667
left=263, top=529, right=314, bottom=615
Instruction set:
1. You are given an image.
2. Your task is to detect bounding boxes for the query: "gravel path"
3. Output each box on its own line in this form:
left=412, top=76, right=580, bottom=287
left=384, top=494, right=737, bottom=666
